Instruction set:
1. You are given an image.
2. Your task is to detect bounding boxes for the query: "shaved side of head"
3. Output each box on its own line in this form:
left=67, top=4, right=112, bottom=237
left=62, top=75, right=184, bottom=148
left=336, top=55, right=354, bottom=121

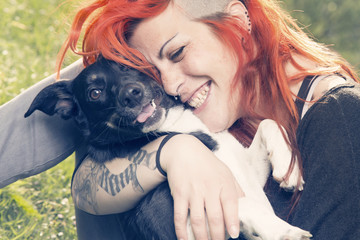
left=174, top=0, right=233, bottom=19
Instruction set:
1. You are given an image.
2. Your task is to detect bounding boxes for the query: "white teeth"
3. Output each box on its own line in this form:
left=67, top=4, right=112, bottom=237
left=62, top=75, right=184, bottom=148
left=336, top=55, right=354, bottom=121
left=151, top=99, right=156, bottom=108
left=188, top=85, right=209, bottom=108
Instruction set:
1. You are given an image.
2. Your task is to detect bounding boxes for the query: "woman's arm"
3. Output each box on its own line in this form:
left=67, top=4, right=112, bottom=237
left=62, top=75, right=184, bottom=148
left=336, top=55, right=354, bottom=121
left=72, top=136, right=167, bottom=215
left=0, top=60, right=84, bottom=188
left=73, top=134, right=243, bottom=240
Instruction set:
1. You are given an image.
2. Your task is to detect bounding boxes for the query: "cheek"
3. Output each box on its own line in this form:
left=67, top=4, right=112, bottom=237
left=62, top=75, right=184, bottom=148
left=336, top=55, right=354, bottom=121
left=183, top=39, right=222, bottom=74
left=181, top=47, right=209, bottom=75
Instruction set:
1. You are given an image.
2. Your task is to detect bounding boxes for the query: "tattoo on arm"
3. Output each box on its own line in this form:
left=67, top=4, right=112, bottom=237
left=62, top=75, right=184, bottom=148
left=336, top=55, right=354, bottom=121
left=127, top=148, right=157, bottom=169
left=72, top=160, right=103, bottom=214
left=99, top=163, right=143, bottom=196
left=72, top=148, right=157, bottom=214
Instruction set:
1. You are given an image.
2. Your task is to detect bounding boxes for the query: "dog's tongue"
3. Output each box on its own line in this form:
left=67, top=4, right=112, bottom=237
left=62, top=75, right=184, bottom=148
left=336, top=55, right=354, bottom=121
left=136, top=103, right=155, bottom=123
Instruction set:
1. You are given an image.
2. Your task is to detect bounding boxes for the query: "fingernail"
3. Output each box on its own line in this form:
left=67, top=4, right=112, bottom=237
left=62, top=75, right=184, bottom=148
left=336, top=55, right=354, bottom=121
left=229, top=225, right=239, bottom=238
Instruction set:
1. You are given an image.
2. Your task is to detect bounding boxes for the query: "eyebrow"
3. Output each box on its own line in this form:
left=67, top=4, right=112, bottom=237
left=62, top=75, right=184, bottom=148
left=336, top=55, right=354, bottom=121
left=158, top=33, right=178, bottom=59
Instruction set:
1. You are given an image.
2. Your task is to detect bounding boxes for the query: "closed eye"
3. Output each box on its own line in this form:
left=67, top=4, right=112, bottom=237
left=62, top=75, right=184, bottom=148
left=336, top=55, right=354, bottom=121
left=169, top=46, right=185, bottom=62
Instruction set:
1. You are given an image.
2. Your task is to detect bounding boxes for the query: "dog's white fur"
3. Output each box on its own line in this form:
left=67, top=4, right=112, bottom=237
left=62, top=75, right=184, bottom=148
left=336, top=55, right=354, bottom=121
left=145, top=106, right=312, bottom=240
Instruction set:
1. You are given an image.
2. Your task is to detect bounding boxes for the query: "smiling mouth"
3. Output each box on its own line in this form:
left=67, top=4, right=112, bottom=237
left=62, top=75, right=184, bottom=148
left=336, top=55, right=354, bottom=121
left=187, top=82, right=210, bottom=109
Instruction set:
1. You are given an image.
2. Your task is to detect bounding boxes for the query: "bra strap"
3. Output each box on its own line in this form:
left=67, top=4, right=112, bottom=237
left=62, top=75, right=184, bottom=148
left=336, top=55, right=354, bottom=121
left=295, top=75, right=316, bottom=119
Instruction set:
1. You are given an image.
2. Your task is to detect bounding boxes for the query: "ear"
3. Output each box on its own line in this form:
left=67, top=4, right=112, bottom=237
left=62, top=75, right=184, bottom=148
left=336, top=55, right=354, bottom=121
left=24, top=80, right=77, bottom=120
left=225, top=0, right=251, bottom=33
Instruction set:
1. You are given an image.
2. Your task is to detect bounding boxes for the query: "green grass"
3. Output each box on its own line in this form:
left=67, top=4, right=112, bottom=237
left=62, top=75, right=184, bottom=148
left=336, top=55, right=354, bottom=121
left=0, top=0, right=359, bottom=239
left=0, top=159, right=77, bottom=239
left=0, top=0, right=78, bottom=239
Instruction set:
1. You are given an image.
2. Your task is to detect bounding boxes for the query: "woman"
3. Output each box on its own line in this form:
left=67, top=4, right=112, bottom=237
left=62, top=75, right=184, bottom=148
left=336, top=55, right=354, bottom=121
left=1, top=0, right=359, bottom=239
left=61, top=0, right=360, bottom=239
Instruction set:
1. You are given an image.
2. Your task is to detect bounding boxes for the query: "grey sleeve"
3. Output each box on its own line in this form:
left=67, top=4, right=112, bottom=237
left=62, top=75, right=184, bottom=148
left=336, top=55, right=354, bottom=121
left=0, top=59, right=85, bottom=188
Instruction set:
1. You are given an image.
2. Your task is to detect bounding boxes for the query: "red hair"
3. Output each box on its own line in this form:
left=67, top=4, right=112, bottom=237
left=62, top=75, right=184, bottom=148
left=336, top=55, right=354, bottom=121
left=57, top=0, right=359, bottom=189
left=199, top=0, right=359, bottom=187
left=56, top=0, right=170, bottom=79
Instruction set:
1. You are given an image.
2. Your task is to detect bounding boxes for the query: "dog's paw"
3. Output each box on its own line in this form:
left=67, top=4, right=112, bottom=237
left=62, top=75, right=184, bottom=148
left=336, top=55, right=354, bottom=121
left=280, top=227, right=312, bottom=240
left=248, top=215, right=312, bottom=240
left=279, top=176, right=305, bottom=192
left=258, top=119, right=304, bottom=192
left=271, top=156, right=304, bottom=192
left=273, top=164, right=305, bottom=192
left=266, top=220, right=312, bottom=240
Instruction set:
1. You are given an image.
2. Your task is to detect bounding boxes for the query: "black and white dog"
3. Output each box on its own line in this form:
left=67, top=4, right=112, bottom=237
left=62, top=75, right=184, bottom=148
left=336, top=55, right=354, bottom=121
left=25, top=57, right=311, bottom=240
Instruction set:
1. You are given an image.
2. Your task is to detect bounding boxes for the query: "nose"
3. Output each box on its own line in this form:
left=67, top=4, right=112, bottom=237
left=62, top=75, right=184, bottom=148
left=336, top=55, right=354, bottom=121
left=159, top=66, right=184, bottom=97
left=119, top=83, right=144, bottom=108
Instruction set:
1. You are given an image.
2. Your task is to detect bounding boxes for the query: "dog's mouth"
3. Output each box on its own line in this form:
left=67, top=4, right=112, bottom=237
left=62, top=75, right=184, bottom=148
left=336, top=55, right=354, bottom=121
left=134, top=97, right=167, bottom=133
left=136, top=99, right=157, bottom=123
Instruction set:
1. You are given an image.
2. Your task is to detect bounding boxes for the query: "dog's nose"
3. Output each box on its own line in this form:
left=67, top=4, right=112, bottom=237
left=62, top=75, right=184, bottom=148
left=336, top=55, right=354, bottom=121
left=119, top=83, right=144, bottom=108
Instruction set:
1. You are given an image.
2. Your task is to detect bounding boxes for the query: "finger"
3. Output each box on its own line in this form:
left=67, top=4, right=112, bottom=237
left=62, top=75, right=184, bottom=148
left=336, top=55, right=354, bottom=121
left=173, top=197, right=190, bottom=240
left=222, top=184, right=243, bottom=239
left=189, top=197, right=208, bottom=240
left=205, top=197, right=225, bottom=240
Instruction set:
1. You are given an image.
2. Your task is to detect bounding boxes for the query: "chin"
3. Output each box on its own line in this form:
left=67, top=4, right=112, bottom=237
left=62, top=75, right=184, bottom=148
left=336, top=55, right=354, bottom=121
left=203, top=121, right=227, bottom=133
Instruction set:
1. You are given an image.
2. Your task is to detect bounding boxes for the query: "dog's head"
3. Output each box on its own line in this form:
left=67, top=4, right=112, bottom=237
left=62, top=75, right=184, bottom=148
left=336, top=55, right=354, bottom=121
left=25, top=57, right=179, bottom=148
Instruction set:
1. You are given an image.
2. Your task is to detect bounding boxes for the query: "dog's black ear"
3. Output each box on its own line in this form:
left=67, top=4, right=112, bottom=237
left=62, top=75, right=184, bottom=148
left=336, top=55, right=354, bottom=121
left=24, top=80, right=77, bottom=119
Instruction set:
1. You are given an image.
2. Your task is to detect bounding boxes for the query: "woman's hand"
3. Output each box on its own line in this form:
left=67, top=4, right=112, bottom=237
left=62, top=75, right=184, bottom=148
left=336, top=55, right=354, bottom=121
left=161, top=134, right=244, bottom=240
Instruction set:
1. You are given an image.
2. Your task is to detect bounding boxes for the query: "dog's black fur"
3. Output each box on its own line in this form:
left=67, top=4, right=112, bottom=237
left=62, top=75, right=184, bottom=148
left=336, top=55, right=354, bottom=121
left=25, top=57, right=312, bottom=240
left=25, top=56, right=218, bottom=239
left=25, top=56, right=217, bottom=162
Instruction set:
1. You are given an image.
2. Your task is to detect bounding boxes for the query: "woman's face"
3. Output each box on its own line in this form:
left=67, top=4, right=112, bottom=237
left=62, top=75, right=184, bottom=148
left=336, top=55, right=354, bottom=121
left=129, top=3, right=243, bottom=132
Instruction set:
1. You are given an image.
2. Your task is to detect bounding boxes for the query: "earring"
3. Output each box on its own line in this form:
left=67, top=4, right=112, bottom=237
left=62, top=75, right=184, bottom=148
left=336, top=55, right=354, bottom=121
left=245, top=11, right=251, bottom=33
left=174, top=93, right=181, bottom=101
left=174, top=89, right=181, bottom=101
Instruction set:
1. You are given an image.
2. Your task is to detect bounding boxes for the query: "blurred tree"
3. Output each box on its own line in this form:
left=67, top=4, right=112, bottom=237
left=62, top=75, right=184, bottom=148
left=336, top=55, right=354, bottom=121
left=283, top=0, right=360, bottom=68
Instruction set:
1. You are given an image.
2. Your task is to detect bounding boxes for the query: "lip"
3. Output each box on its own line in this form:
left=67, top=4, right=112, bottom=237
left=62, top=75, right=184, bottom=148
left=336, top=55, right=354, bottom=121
left=186, top=81, right=211, bottom=114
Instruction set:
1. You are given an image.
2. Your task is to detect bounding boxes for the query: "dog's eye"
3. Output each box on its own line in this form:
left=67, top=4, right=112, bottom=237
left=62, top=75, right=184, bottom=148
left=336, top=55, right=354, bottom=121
left=89, top=89, right=102, bottom=100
